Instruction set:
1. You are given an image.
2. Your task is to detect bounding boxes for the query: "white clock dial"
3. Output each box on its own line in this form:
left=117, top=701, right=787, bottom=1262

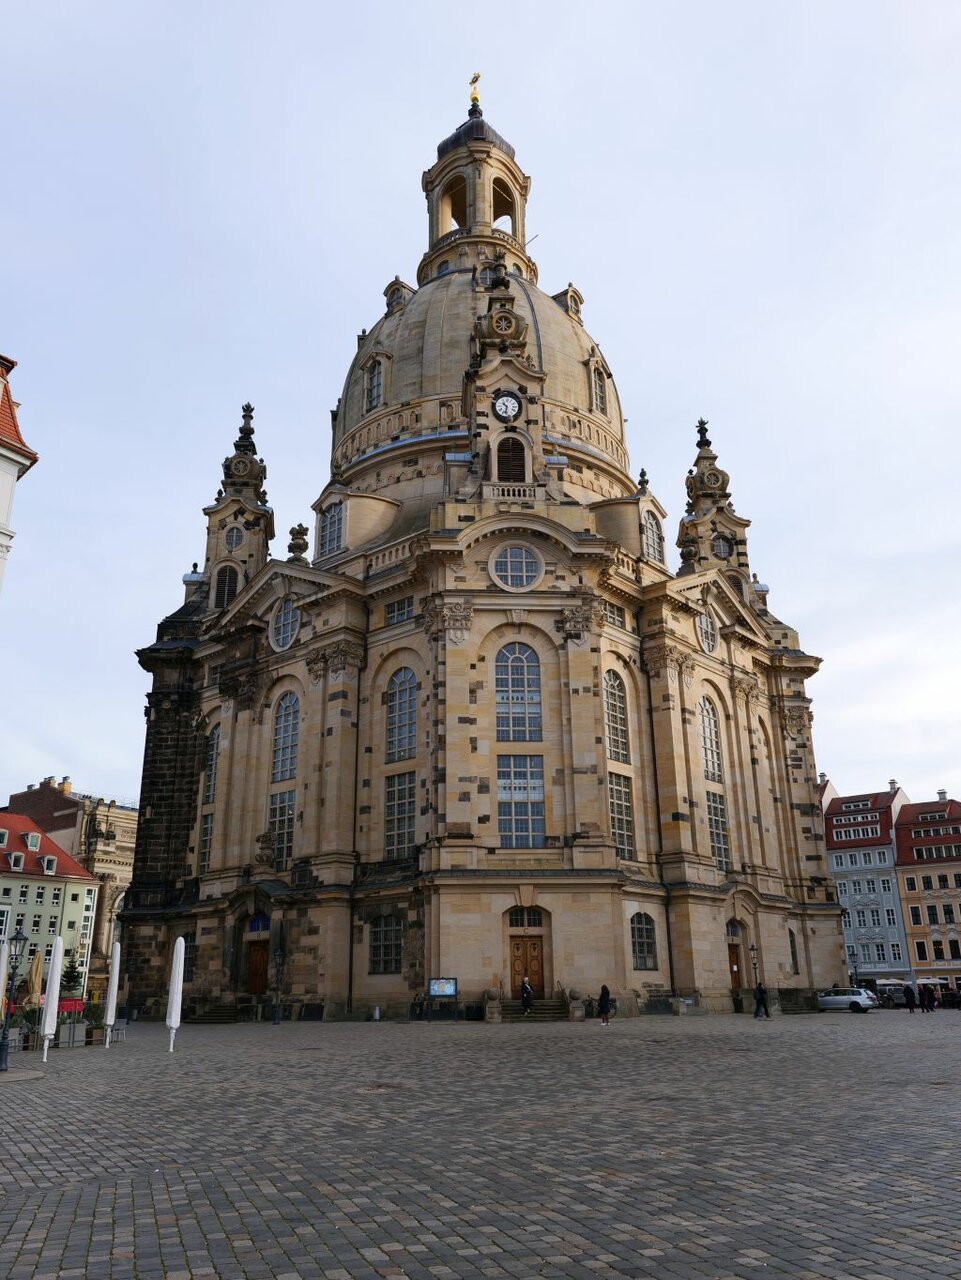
left=494, top=393, right=521, bottom=422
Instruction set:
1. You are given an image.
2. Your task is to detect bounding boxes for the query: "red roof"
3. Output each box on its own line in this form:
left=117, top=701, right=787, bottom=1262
left=824, top=790, right=898, bottom=815
left=0, top=812, right=95, bottom=880
left=895, top=798, right=961, bottom=826
left=0, top=355, right=38, bottom=472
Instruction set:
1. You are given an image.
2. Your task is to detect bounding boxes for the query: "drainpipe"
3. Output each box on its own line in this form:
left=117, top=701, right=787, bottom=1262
left=346, top=852, right=359, bottom=1014
left=345, top=627, right=366, bottom=1016
left=642, top=653, right=677, bottom=997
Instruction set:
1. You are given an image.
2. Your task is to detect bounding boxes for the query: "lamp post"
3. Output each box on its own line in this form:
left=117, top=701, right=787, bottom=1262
left=749, top=942, right=759, bottom=985
left=272, top=947, right=284, bottom=1026
left=0, top=928, right=29, bottom=1072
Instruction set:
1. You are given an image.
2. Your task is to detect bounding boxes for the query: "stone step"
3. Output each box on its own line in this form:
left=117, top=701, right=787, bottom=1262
left=501, top=999, right=569, bottom=1023
left=187, top=1005, right=238, bottom=1024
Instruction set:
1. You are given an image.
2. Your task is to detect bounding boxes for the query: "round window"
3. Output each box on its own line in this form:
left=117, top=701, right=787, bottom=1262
left=271, top=598, right=300, bottom=651
left=225, top=527, right=244, bottom=551
left=697, top=611, right=718, bottom=654
left=491, top=544, right=542, bottom=591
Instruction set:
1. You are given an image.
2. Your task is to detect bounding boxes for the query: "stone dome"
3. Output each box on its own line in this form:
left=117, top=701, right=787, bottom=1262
left=331, top=267, right=630, bottom=488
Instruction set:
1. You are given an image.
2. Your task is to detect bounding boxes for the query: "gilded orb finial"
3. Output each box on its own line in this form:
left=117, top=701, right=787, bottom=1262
left=469, top=72, right=481, bottom=107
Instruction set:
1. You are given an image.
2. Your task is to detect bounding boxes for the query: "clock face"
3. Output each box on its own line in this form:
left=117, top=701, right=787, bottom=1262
left=493, top=392, right=522, bottom=423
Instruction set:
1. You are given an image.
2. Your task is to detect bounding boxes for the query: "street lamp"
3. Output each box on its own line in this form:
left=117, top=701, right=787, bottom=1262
left=0, top=928, right=29, bottom=1072
left=272, top=947, right=285, bottom=1026
left=749, top=942, right=759, bottom=984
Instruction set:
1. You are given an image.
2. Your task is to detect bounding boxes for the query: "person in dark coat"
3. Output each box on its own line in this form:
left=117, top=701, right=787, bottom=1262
left=753, top=981, right=771, bottom=1019
left=903, top=984, right=916, bottom=1013
left=597, top=983, right=612, bottom=1026
left=520, top=975, right=533, bottom=1016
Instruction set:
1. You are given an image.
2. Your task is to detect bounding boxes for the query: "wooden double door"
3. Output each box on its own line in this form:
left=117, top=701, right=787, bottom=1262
left=248, top=940, right=269, bottom=995
left=511, top=937, right=544, bottom=998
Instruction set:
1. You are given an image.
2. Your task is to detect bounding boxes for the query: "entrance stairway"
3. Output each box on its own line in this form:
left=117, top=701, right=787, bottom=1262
left=501, top=997, right=569, bottom=1023
left=187, top=1004, right=238, bottom=1024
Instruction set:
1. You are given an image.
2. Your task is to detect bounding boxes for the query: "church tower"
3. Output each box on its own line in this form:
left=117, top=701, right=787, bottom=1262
left=124, top=94, right=843, bottom=1018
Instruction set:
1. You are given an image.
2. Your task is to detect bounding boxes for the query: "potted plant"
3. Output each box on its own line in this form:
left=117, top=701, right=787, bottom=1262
left=84, top=1000, right=106, bottom=1046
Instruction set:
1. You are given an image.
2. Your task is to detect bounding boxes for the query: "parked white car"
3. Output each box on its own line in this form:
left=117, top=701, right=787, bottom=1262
left=817, top=987, right=880, bottom=1013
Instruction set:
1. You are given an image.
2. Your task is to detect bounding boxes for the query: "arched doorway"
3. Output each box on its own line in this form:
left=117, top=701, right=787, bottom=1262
left=506, top=906, right=548, bottom=998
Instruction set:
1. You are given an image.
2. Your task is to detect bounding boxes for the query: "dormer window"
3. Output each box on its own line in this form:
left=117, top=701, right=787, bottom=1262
left=9, top=852, right=24, bottom=872
left=41, top=855, right=57, bottom=876
left=366, top=359, right=383, bottom=412
left=318, top=502, right=344, bottom=557
left=25, top=832, right=41, bottom=852
left=0, top=829, right=6, bottom=848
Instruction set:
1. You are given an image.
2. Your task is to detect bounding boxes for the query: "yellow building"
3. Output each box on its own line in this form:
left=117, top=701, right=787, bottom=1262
left=124, top=101, right=844, bottom=1018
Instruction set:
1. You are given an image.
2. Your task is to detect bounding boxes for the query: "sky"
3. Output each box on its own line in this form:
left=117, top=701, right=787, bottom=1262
left=2, top=1, right=960, bottom=808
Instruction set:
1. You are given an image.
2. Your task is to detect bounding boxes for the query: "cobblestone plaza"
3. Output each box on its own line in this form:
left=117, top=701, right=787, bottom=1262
left=1, top=1014, right=959, bottom=1279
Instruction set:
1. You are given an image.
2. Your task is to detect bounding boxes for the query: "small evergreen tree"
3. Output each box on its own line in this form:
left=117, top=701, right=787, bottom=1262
left=60, top=956, right=83, bottom=993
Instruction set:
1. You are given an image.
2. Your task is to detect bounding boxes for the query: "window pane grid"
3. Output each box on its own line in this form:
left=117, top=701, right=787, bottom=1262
left=272, top=598, right=300, bottom=649
left=385, top=772, right=417, bottom=861
left=706, top=791, right=731, bottom=871
left=319, top=503, right=344, bottom=556
left=643, top=511, right=664, bottom=563
left=699, top=697, right=723, bottom=782
left=604, top=671, right=630, bottom=762
left=203, top=724, right=220, bottom=805
left=495, top=643, right=543, bottom=742
left=386, top=668, right=417, bottom=762
left=268, top=789, right=296, bottom=871
left=199, top=812, right=214, bottom=876
left=272, top=692, right=300, bottom=783
left=497, top=755, right=546, bottom=848
left=609, top=773, right=635, bottom=860
left=631, top=912, right=657, bottom=969
left=494, top=545, right=539, bottom=588
left=370, top=916, right=402, bottom=974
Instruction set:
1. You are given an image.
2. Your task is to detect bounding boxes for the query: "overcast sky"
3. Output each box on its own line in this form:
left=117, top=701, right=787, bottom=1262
left=2, top=2, right=960, bottom=809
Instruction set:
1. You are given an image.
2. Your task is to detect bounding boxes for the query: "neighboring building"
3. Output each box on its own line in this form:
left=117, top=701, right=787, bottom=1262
left=0, top=354, right=39, bottom=592
left=0, top=813, right=99, bottom=992
left=124, top=98, right=843, bottom=1020
left=2, top=776, right=137, bottom=995
left=821, top=778, right=912, bottom=983
left=895, top=791, right=961, bottom=990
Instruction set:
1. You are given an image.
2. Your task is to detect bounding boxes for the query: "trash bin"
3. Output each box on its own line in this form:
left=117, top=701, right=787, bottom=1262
left=373, top=1005, right=381, bottom=1021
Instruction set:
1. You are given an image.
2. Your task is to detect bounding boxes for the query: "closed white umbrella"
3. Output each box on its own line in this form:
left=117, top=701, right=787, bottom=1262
left=0, top=941, right=8, bottom=1021
left=166, top=936, right=184, bottom=1053
left=104, top=941, right=121, bottom=1049
left=41, top=938, right=64, bottom=1064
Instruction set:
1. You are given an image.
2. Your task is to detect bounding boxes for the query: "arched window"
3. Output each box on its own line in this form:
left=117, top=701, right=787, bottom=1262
left=789, top=929, right=801, bottom=975
left=366, top=360, right=383, bottom=413
left=370, top=915, right=403, bottom=974
left=271, top=691, right=300, bottom=783
left=214, top=565, right=238, bottom=610
left=318, top=502, right=344, bottom=557
left=495, top=643, right=542, bottom=741
left=643, top=511, right=664, bottom=563
left=203, top=725, right=220, bottom=806
left=631, top=913, right=657, bottom=970
left=439, top=175, right=467, bottom=233
left=699, top=696, right=723, bottom=783
left=492, top=177, right=515, bottom=235
left=592, top=366, right=607, bottom=415
left=497, top=436, right=526, bottom=483
left=603, top=671, right=630, bottom=763
left=272, top=598, right=300, bottom=650
left=386, top=668, right=417, bottom=762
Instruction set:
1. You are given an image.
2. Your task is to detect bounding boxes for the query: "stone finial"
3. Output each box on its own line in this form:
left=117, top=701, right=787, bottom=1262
left=696, top=417, right=711, bottom=449
left=637, top=468, right=649, bottom=495
left=287, top=523, right=309, bottom=563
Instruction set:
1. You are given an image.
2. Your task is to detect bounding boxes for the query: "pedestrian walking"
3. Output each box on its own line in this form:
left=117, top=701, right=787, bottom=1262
left=520, top=975, right=533, bottom=1016
left=753, top=980, right=771, bottom=1019
left=597, top=983, right=612, bottom=1027
left=903, top=983, right=916, bottom=1013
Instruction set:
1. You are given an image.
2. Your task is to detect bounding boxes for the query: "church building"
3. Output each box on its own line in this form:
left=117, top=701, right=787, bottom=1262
left=124, top=96, right=844, bottom=1017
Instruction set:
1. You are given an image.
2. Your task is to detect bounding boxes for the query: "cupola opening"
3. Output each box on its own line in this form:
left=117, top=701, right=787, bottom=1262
left=492, top=177, right=516, bottom=237
left=439, top=175, right=468, bottom=235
